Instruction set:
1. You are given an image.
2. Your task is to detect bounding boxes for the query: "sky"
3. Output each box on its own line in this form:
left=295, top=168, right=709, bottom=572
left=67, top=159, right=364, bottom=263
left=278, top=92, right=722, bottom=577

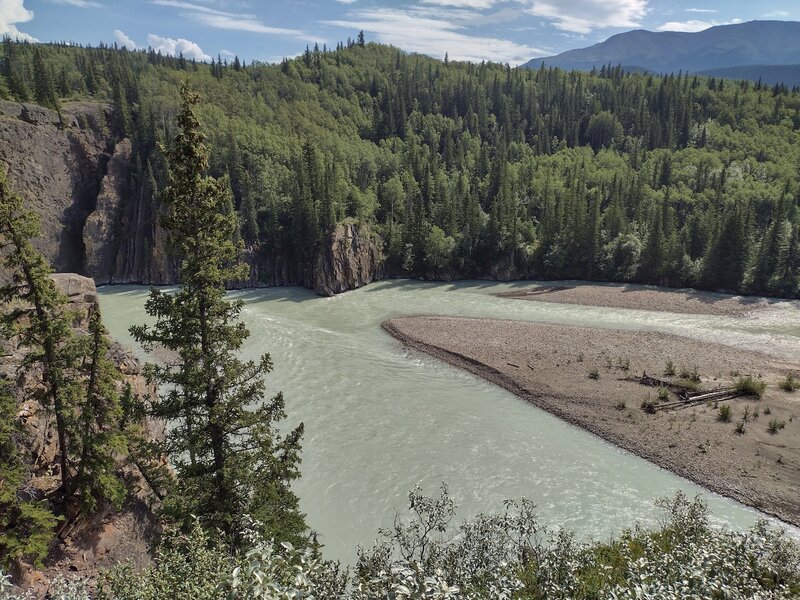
left=1, top=0, right=798, bottom=66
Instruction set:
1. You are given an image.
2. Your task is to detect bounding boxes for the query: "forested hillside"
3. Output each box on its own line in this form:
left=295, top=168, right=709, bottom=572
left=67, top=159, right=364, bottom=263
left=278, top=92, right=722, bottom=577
left=3, top=37, right=800, bottom=297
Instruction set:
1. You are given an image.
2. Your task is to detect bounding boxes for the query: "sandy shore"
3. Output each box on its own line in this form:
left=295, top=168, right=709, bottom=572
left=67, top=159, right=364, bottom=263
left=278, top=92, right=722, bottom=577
left=496, top=283, right=787, bottom=316
left=384, top=316, right=800, bottom=528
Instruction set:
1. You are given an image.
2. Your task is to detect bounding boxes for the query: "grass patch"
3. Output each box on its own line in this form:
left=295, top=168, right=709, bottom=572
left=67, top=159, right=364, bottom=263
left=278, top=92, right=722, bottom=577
left=657, top=387, right=670, bottom=402
left=717, top=404, right=732, bottom=422
left=768, top=419, right=786, bottom=435
left=779, top=374, right=797, bottom=392
left=680, top=365, right=701, bottom=383
left=641, top=397, right=656, bottom=414
left=673, top=379, right=701, bottom=392
left=734, top=419, right=746, bottom=434
left=735, top=375, right=766, bottom=398
left=589, top=368, right=600, bottom=380
left=664, top=359, right=676, bottom=377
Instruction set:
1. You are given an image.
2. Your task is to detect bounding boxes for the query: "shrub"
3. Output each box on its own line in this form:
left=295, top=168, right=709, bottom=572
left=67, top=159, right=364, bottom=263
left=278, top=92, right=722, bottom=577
left=718, top=404, right=732, bottom=422
left=589, top=368, right=600, bottom=380
left=641, top=397, right=656, bottom=414
left=736, top=375, right=767, bottom=398
left=768, top=419, right=786, bottom=435
left=664, top=359, right=676, bottom=377
left=735, top=420, right=746, bottom=434
left=779, top=375, right=797, bottom=392
left=657, top=387, right=670, bottom=402
left=764, top=406, right=772, bottom=415
left=680, top=365, right=701, bottom=383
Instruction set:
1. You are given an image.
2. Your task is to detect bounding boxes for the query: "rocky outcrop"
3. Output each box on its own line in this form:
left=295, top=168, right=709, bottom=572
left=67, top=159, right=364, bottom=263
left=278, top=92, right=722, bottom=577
left=0, top=100, right=383, bottom=295
left=2, top=274, right=163, bottom=593
left=0, top=101, right=111, bottom=274
left=311, top=222, right=385, bottom=296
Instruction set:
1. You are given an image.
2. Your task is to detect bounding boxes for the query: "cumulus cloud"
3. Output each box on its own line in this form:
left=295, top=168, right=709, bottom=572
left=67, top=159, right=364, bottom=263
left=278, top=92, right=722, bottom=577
left=0, top=0, right=37, bottom=41
left=657, top=17, right=742, bottom=33
left=323, top=6, right=547, bottom=65
left=113, top=28, right=138, bottom=50
left=147, top=33, right=211, bottom=61
left=523, top=0, right=648, bottom=33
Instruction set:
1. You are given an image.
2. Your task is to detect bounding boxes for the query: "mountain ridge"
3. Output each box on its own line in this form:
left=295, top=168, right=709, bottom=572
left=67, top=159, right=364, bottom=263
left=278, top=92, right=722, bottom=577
left=523, top=20, right=800, bottom=85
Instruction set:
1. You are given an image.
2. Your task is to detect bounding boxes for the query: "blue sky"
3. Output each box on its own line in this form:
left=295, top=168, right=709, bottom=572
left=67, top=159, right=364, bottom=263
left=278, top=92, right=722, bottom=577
left=1, top=0, right=798, bottom=66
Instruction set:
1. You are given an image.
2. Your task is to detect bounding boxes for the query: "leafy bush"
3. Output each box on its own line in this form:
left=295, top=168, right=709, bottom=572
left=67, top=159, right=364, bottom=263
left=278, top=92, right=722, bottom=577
left=736, top=375, right=767, bottom=398
left=4, top=490, right=800, bottom=600
left=588, top=368, right=600, bottom=380
left=735, top=419, right=746, bottom=434
left=718, top=404, right=732, bottom=422
left=641, top=397, right=657, bottom=414
left=657, top=387, right=670, bottom=402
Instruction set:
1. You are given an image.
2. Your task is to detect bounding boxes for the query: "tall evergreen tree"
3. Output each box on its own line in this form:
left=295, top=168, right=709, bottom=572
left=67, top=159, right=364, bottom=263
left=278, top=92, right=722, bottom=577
left=130, top=85, right=307, bottom=546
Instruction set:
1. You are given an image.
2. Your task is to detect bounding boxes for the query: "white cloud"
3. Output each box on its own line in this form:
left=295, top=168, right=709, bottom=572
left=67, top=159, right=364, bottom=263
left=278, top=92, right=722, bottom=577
left=686, top=8, right=717, bottom=13
left=50, top=0, right=102, bottom=7
left=147, top=33, right=211, bottom=61
left=334, top=0, right=358, bottom=4
left=151, top=0, right=322, bottom=43
left=323, top=6, right=547, bottom=65
left=113, top=28, right=138, bottom=50
left=764, top=10, right=790, bottom=18
left=421, top=0, right=496, bottom=8
left=657, top=17, right=742, bottom=33
left=524, top=0, right=648, bottom=34
left=0, top=0, right=37, bottom=41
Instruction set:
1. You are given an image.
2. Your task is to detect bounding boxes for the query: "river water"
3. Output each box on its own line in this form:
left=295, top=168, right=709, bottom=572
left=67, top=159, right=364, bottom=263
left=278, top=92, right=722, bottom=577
left=98, top=280, right=800, bottom=562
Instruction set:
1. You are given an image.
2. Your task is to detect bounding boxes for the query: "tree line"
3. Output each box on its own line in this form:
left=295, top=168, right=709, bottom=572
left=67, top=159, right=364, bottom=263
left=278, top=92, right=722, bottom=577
left=2, top=37, right=800, bottom=297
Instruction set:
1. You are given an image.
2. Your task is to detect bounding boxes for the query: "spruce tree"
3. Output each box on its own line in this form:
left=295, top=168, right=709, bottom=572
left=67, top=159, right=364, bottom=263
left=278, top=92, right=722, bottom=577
left=130, top=85, right=306, bottom=546
left=0, top=166, right=76, bottom=499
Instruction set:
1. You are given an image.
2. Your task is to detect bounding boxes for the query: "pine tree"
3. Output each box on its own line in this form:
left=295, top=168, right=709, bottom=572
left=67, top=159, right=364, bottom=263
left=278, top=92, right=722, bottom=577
left=130, top=85, right=307, bottom=546
left=32, top=47, right=59, bottom=114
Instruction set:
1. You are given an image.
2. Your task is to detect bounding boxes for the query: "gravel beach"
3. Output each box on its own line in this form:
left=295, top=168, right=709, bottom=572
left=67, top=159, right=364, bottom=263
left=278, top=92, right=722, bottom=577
left=384, top=315, right=800, bottom=528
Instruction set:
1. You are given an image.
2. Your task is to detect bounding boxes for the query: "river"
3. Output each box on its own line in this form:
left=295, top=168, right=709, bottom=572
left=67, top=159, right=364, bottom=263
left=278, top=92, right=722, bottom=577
left=98, top=280, right=800, bottom=563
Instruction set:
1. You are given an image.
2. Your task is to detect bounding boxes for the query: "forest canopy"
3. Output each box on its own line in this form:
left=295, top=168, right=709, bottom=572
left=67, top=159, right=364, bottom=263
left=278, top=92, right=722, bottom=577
left=2, top=36, right=800, bottom=297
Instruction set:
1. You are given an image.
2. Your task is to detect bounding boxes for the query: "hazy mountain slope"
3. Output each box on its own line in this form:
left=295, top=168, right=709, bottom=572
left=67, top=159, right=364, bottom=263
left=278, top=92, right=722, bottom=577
left=698, top=64, right=800, bottom=87
left=524, top=21, right=800, bottom=78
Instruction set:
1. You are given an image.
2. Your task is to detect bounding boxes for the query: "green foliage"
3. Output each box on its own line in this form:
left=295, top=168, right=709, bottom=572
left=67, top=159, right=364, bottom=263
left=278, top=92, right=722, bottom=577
left=657, top=387, right=670, bottom=401
left=779, top=374, right=797, bottom=392
left=129, top=86, right=307, bottom=547
left=0, top=381, right=59, bottom=568
left=6, top=39, right=800, bottom=298
left=664, top=359, right=676, bottom=377
left=736, top=375, right=767, bottom=398
left=0, top=165, right=77, bottom=498
left=768, top=419, right=786, bottom=434
left=718, top=404, right=732, bottom=422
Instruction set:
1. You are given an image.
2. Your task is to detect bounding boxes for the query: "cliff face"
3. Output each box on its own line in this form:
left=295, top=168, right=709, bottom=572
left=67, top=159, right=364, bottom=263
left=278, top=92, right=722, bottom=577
left=0, top=100, right=384, bottom=294
left=1, top=274, right=162, bottom=592
left=312, top=222, right=385, bottom=296
left=0, top=101, right=110, bottom=274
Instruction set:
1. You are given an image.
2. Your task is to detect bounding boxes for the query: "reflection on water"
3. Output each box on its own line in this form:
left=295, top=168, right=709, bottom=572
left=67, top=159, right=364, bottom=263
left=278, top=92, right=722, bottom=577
left=98, top=280, right=800, bottom=562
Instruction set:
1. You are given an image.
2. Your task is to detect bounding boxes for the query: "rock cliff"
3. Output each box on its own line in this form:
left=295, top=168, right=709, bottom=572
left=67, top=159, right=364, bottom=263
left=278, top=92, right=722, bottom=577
left=0, top=100, right=384, bottom=294
left=1, top=274, right=162, bottom=593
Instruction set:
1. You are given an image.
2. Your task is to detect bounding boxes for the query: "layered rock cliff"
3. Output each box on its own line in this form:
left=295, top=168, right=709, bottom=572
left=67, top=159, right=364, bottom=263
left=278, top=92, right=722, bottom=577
left=0, top=100, right=384, bottom=294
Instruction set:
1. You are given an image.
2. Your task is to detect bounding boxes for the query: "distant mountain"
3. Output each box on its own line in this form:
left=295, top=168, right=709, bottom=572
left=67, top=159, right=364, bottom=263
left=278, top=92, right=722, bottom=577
left=523, top=21, right=800, bottom=85
left=697, top=65, right=800, bottom=87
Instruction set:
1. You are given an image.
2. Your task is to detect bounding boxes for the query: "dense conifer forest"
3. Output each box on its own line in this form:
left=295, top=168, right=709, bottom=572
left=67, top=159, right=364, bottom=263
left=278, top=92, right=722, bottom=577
left=3, top=36, right=800, bottom=296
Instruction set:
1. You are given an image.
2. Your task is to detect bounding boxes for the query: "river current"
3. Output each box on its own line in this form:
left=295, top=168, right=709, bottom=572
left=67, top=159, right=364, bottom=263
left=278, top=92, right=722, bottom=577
left=98, top=280, right=800, bottom=562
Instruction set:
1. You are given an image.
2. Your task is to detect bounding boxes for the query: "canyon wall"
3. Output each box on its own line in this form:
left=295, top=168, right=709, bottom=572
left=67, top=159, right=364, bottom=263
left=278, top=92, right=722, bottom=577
left=0, top=100, right=384, bottom=294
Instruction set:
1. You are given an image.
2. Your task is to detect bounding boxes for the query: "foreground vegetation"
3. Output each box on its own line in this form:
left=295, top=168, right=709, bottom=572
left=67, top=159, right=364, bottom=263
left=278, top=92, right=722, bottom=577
left=1, top=489, right=798, bottom=599
left=3, top=37, right=800, bottom=295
